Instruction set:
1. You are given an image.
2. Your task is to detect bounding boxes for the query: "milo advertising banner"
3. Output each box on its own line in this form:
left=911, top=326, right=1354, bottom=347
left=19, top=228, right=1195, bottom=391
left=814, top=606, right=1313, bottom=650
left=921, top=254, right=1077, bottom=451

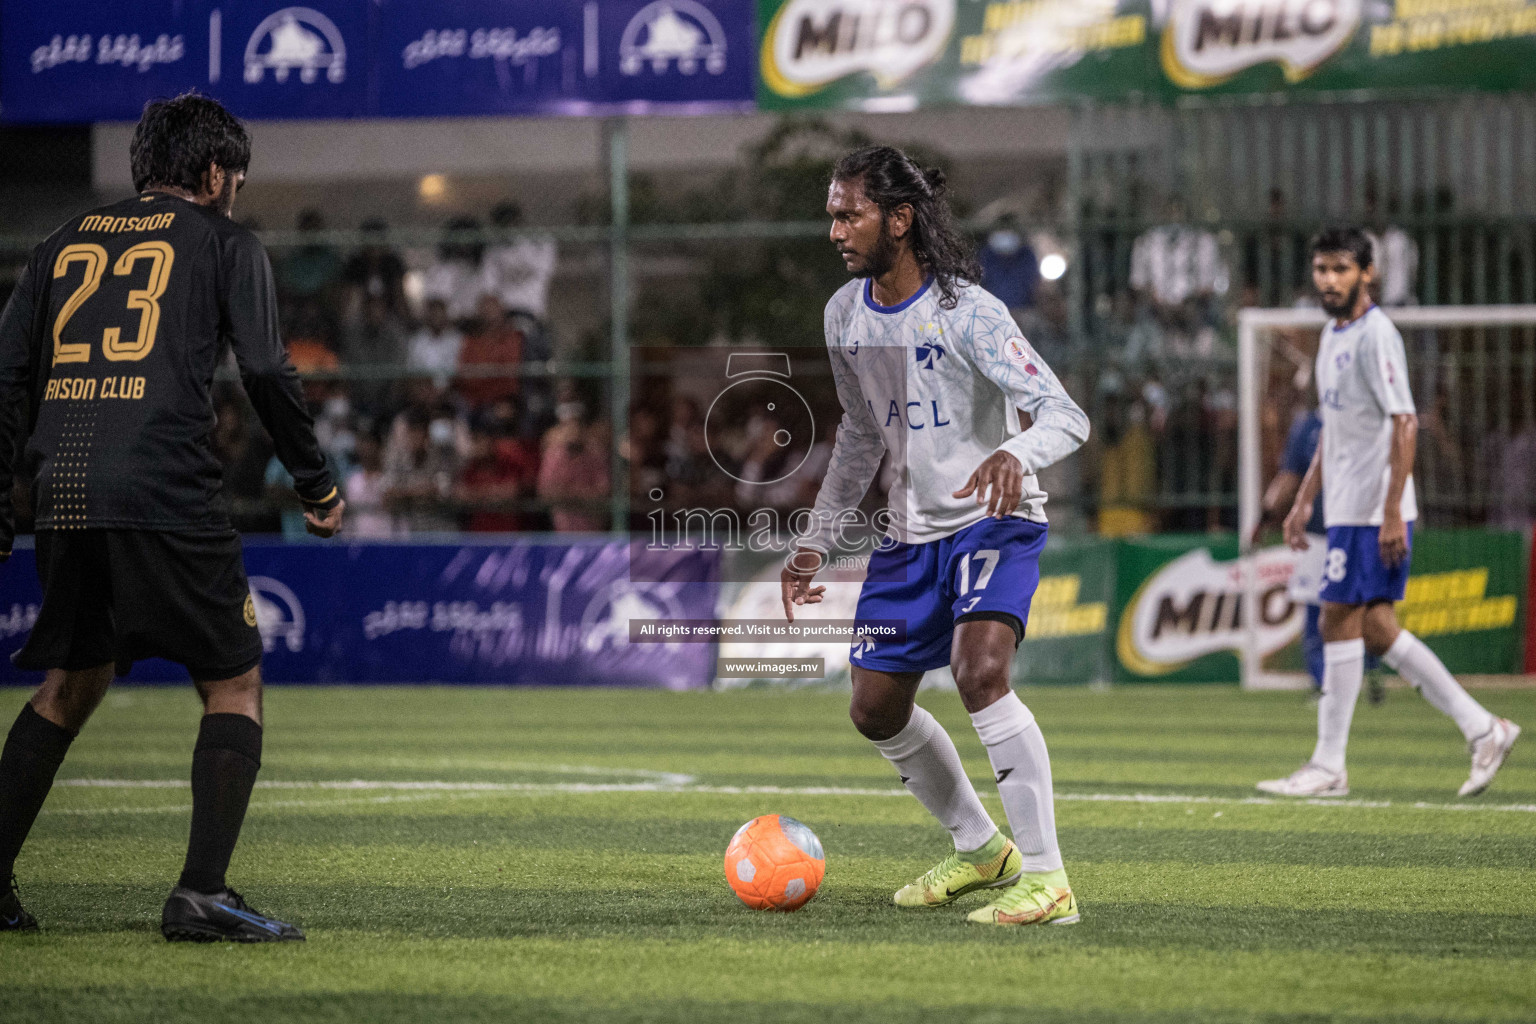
left=709, top=529, right=1522, bottom=686
left=1017, top=537, right=1117, bottom=686
left=1111, top=530, right=1528, bottom=684
left=1114, top=535, right=1298, bottom=684
left=757, top=0, right=1536, bottom=110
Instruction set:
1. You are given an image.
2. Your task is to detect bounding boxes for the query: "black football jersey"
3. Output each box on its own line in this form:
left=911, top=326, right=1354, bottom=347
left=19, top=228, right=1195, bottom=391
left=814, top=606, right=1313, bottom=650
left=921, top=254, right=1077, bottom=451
left=0, top=191, right=336, bottom=547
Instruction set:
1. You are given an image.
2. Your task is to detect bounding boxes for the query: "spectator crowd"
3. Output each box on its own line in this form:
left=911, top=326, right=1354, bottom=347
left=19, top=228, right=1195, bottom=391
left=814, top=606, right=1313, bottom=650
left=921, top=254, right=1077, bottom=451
left=215, top=201, right=608, bottom=536
left=213, top=185, right=1535, bottom=539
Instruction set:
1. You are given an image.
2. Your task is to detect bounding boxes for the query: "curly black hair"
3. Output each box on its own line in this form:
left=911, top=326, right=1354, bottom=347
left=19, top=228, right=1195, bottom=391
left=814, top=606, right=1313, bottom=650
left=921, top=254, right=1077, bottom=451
left=130, top=92, right=250, bottom=194
left=832, top=146, right=980, bottom=310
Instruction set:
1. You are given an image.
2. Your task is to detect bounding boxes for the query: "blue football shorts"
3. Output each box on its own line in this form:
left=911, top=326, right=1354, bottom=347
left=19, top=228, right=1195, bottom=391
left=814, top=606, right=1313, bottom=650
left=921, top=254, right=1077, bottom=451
left=1317, top=523, right=1414, bottom=606
left=849, top=516, right=1047, bottom=674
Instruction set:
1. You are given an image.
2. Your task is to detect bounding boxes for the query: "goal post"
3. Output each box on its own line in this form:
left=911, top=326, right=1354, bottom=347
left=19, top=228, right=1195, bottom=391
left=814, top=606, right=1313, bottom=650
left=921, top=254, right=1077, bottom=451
left=1236, top=305, right=1536, bottom=690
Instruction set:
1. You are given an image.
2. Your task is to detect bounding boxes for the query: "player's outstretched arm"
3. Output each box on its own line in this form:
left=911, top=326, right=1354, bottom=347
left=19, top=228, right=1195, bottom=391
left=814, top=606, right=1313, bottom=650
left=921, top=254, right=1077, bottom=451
left=219, top=229, right=343, bottom=534
left=0, top=257, right=40, bottom=562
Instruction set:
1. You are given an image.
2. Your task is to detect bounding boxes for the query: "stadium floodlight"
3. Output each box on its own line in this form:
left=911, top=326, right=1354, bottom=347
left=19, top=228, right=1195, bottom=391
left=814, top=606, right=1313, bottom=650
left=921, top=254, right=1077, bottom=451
left=1237, top=305, right=1536, bottom=690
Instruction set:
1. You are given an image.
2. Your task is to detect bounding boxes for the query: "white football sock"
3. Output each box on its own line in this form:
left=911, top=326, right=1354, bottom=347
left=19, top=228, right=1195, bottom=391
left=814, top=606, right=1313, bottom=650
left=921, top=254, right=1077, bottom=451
left=1383, top=630, right=1495, bottom=742
left=870, top=705, right=997, bottom=853
left=969, top=691, right=1063, bottom=874
left=1312, top=639, right=1365, bottom=774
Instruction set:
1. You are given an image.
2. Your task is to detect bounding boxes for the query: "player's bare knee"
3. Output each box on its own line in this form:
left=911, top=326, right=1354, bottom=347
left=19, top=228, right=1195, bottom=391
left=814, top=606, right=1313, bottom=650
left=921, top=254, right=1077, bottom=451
left=32, top=665, right=113, bottom=731
left=849, top=696, right=908, bottom=741
left=195, top=666, right=264, bottom=721
left=1320, top=603, right=1365, bottom=644
left=1362, top=605, right=1400, bottom=657
left=951, top=650, right=1012, bottom=712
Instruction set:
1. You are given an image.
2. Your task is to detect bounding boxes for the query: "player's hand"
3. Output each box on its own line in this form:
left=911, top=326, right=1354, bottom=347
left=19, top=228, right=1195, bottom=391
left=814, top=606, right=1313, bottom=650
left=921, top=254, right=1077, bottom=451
left=954, top=451, right=1023, bottom=519
left=304, top=498, right=346, bottom=538
left=780, top=548, right=827, bottom=623
left=1281, top=503, right=1312, bottom=551
left=1379, top=513, right=1408, bottom=567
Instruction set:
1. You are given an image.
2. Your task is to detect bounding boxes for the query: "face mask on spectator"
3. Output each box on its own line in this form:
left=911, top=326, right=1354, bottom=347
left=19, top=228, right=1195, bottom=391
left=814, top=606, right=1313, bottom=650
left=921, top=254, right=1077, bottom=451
left=557, top=402, right=586, bottom=423
left=428, top=418, right=455, bottom=447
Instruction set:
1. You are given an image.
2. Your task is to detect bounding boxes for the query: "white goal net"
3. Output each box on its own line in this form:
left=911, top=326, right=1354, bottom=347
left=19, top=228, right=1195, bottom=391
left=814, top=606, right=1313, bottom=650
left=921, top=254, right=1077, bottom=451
left=1237, top=305, right=1536, bottom=690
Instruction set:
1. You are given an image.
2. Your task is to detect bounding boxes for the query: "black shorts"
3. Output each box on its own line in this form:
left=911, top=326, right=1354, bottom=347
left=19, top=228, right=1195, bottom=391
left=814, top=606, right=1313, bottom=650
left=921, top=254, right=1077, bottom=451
left=12, top=529, right=263, bottom=681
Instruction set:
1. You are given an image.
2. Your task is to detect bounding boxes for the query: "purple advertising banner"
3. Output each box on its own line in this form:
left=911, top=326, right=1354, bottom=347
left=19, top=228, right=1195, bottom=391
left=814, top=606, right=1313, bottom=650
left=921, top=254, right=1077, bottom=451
left=377, top=0, right=756, bottom=116
left=376, top=1, right=584, bottom=118
left=0, top=0, right=209, bottom=122
left=0, top=0, right=756, bottom=122
left=0, top=540, right=721, bottom=687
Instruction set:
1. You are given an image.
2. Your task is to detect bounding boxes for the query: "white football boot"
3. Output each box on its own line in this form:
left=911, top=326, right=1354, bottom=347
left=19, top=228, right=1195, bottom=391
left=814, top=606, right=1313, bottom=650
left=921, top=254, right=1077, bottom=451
left=1256, top=762, right=1348, bottom=797
left=1459, top=718, right=1521, bottom=797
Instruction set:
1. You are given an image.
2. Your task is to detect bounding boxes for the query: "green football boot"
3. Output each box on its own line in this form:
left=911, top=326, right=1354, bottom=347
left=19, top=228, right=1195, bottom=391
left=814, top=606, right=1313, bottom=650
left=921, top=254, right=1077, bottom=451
left=893, top=834, right=1021, bottom=908
left=967, top=868, right=1080, bottom=926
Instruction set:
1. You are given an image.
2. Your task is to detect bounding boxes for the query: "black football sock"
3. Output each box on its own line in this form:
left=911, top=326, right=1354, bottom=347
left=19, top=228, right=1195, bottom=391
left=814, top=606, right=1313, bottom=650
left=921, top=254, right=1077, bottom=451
left=178, top=713, right=262, bottom=895
left=0, top=704, right=78, bottom=879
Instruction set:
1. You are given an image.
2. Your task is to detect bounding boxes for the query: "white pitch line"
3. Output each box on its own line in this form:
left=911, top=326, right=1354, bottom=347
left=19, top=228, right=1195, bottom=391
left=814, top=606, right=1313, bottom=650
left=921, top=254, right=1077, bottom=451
left=45, top=790, right=514, bottom=817
left=58, top=765, right=699, bottom=788
left=46, top=778, right=1536, bottom=815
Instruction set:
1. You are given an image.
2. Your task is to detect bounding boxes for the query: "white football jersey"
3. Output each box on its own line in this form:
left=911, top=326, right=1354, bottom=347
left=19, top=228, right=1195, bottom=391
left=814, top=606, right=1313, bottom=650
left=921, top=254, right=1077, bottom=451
left=803, top=277, right=1089, bottom=549
left=1315, top=306, right=1418, bottom=526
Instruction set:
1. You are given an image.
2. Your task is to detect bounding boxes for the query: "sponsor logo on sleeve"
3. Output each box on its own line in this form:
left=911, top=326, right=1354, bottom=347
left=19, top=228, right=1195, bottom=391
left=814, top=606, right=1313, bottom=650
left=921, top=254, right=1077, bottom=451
left=1003, top=337, right=1039, bottom=374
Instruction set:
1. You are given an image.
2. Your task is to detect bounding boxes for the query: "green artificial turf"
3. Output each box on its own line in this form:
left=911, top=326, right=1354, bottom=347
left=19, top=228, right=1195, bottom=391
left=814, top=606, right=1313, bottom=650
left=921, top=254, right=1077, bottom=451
left=2, top=685, right=1534, bottom=1023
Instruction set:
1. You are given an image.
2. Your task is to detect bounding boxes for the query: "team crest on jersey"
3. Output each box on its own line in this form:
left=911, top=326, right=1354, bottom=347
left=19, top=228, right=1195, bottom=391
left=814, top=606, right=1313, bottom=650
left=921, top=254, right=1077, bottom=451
left=914, top=342, right=945, bottom=369
left=1004, top=338, right=1039, bottom=375
left=1335, top=350, right=1353, bottom=370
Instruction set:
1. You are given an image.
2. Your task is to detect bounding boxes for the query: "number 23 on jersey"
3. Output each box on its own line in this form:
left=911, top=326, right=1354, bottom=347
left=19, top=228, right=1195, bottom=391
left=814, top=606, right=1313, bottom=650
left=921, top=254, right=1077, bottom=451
left=51, top=241, right=175, bottom=366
